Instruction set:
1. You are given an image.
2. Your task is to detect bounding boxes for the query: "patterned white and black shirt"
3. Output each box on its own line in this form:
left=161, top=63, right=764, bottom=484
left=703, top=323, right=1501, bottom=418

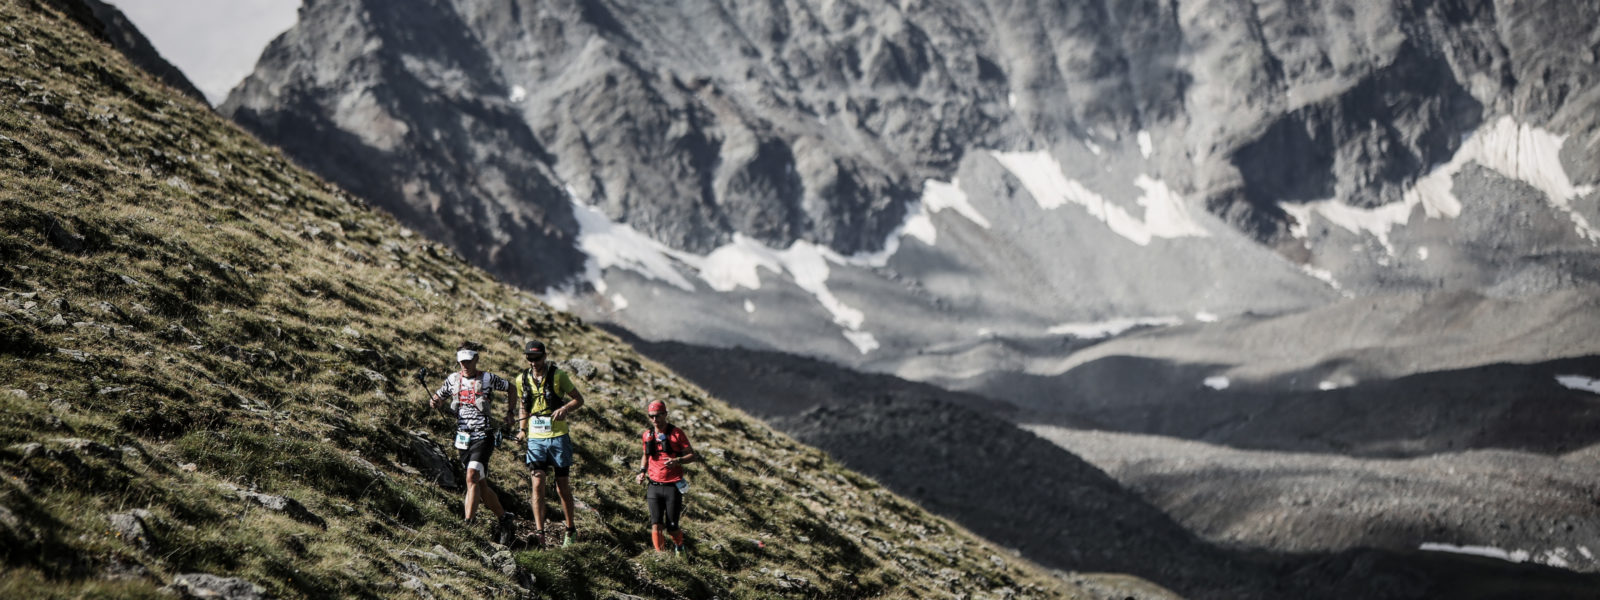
left=434, top=371, right=511, bottom=435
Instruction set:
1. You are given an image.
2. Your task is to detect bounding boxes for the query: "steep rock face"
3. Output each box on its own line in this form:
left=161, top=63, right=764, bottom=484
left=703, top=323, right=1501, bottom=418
left=222, top=0, right=1600, bottom=405
left=223, top=0, right=584, bottom=291
left=225, top=0, right=1600, bottom=281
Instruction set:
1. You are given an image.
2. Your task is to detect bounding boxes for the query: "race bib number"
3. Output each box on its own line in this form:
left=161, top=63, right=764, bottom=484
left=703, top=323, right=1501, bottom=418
left=454, top=431, right=471, bottom=450
left=529, top=416, right=553, bottom=434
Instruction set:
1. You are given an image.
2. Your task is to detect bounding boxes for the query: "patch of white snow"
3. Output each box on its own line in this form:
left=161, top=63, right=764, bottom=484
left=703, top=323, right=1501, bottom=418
left=990, top=151, right=1210, bottom=245
left=1136, top=130, right=1153, bottom=158
left=1420, top=543, right=1523, bottom=562
left=1284, top=116, right=1600, bottom=254
left=1047, top=316, right=1182, bottom=339
left=568, top=200, right=696, bottom=291
left=1203, top=376, right=1230, bottom=390
left=923, top=178, right=991, bottom=229
left=509, top=85, right=527, bottom=102
left=1556, top=375, right=1600, bottom=395
left=743, top=299, right=755, bottom=314
left=609, top=293, right=628, bottom=311
left=1195, top=311, right=1219, bottom=323
left=842, top=330, right=880, bottom=354
left=1417, top=246, right=1429, bottom=261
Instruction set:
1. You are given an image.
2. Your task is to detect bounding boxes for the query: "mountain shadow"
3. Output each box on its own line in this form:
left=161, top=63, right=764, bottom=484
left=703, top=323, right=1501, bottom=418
left=986, top=355, right=1600, bottom=457
left=611, top=329, right=1600, bottom=598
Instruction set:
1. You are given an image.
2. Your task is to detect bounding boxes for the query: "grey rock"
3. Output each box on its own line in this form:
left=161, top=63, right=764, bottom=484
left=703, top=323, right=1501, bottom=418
left=408, top=434, right=458, bottom=490
left=107, top=510, right=153, bottom=551
left=100, top=554, right=150, bottom=581
left=430, top=544, right=461, bottom=563
left=562, top=358, right=597, bottom=380
left=400, top=576, right=435, bottom=600
left=0, top=504, right=29, bottom=538
left=10, top=442, right=43, bottom=460
left=50, top=438, right=118, bottom=459
left=164, top=573, right=270, bottom=600
left=234, top=491, right=326, bottom=529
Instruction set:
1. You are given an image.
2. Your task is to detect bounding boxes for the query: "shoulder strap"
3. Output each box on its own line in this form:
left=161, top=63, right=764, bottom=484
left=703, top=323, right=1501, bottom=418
left=543, top=363, right=559, bottom=399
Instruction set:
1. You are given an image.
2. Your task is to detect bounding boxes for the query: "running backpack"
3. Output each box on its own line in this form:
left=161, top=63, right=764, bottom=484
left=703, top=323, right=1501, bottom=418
left=643, top=426, right=683, bottom=458
left=517, top=363, right=563, bottom=416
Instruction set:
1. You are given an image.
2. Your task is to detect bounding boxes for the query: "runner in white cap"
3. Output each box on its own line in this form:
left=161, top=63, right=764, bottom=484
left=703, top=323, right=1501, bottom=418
left=430, top=341, right=517, bottom=544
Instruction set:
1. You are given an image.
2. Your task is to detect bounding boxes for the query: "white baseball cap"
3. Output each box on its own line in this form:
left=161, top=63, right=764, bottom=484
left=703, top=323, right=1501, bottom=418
left=456, top=349, right=478, bottom=362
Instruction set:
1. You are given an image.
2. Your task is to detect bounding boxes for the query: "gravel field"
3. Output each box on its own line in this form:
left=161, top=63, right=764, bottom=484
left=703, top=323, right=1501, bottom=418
left=1027, top=425, right=1600, bottom=573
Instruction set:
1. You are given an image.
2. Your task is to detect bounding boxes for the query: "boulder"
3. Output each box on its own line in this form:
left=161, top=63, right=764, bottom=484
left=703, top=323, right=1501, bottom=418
left=408, top=434, right=457, bottom=490
left=233, top=490, right=326, bottom=529
left=106, top=509, right=154, bottom=551
left=164, top=573, right=270, bottom=600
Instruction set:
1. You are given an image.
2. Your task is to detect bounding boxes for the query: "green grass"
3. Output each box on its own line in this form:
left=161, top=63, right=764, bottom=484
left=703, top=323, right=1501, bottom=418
left=0, top=1, right=1112, bottom=598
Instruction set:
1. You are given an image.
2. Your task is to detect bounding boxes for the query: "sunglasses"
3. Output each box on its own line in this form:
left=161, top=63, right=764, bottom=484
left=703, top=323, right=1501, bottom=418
left=647, top=413, right=665, bottom=418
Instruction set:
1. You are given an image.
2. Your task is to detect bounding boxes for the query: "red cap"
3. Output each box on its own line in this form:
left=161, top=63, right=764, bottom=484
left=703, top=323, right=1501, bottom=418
left=647, top=401, right=666, bottom=413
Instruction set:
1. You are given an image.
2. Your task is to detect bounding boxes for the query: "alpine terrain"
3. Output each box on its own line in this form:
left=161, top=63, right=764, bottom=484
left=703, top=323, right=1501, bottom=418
left=0, top=1, right=1142, bottom=598
left=214, top=0, right=1600, bottom=593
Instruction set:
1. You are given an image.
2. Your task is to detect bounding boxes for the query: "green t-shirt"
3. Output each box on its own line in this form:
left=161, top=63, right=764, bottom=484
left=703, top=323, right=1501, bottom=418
left=515, top=367, right=576, bottom=439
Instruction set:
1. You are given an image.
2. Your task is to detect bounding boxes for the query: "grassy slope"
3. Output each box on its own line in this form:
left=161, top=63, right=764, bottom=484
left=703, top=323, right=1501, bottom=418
left=0, top=2, right=1136, bottom=598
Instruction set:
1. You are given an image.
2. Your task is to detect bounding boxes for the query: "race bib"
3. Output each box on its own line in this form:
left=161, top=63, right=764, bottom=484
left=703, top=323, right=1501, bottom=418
left=454, top=431, right=471, bottom=450
left=529, top=416, right=553, bottom=434
left=458, top=387, right=478, bottom=405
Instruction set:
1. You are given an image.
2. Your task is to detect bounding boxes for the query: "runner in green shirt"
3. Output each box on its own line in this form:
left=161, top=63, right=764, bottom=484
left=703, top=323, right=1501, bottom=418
left=514, top=340, right=585, bottom=547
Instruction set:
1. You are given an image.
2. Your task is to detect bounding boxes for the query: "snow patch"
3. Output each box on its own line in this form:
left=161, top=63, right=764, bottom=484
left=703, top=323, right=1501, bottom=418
left=1203, top=376, right=1230, bottom=390
left=1008, top=92, right=1017, bottom=108
left=1047, top=316, right=1182, bottom=339
left=902, top=210, right=937, bottom=246
left=609, top=293, right=628, bottom=311
left=550, top=200, right=879, bottom=352
left=842, top=330, right=880, bottom=354
left=1420, top=543, right=1528, bottom=563
left=1421, top=544, right=1587, bottom=569
left=1284, top=116, right=1600, bottom=253
left=990, top=151, right=1210, bottom=245
left=509, top=85, right=527, bottom=102
left=743, top=299, right=755, bottom=314
left=1134, top=176, right=1212, bottom=240
left=1417, top=246, right=1429, bottom=261
left=1136, top=130, right=1153, bottom=158
left=923, top=178, right=991, bottom=229
left=1084, top=140, right=1103, bottom=156
left=569, top=200, right=696, bottom=291
left=1556, top=375, right=1600, bottom=395
left=1299, top=264, right=1343, bottom=292
left=1195, top=311, right=1219, bottom=323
